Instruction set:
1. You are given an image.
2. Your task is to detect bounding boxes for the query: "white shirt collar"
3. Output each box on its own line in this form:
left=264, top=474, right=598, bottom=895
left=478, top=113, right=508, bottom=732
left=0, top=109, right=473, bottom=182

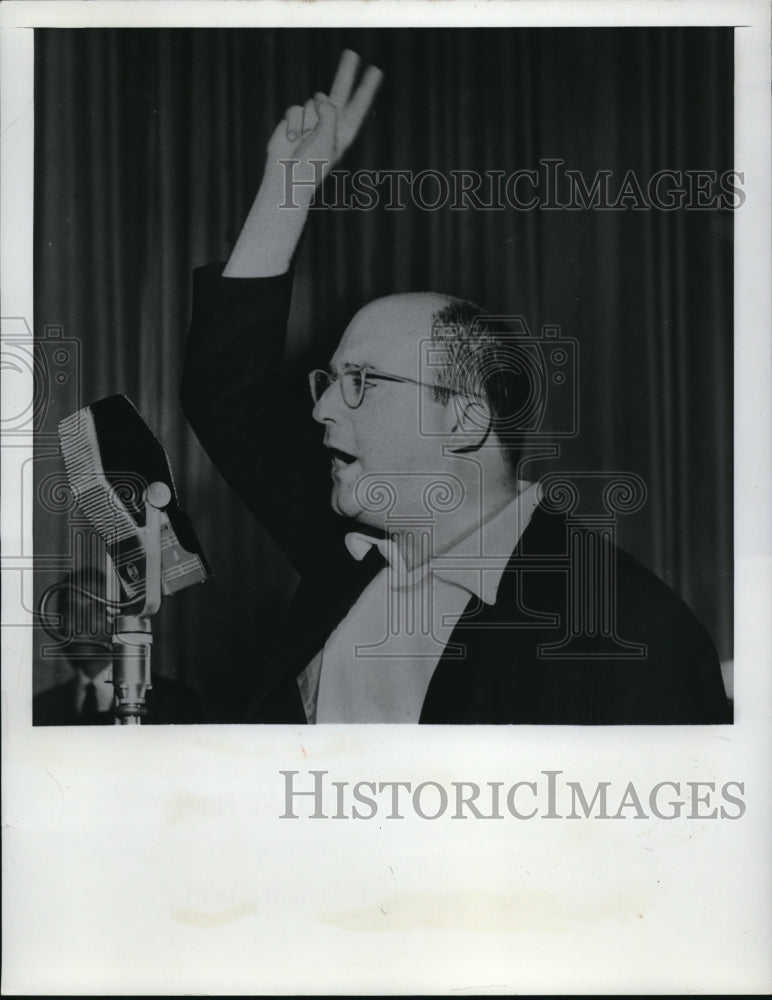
left=75, top=663, right=114, bottom=713
left=344, top=480, right=543, bottom=606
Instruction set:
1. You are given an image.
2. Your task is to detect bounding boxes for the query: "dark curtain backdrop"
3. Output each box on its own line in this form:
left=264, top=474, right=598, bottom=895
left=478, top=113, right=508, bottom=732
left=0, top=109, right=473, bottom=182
left=34, top=28, right=733, bottom=720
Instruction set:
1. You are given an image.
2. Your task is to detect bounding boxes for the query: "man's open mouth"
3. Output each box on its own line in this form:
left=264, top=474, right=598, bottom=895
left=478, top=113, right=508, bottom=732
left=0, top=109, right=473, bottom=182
left=328, top=447, right=357, bottom=465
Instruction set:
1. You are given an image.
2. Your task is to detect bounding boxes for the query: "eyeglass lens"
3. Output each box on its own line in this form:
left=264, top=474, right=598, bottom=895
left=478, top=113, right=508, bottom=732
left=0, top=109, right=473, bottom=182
left=310, top=369, right=366, bottom=407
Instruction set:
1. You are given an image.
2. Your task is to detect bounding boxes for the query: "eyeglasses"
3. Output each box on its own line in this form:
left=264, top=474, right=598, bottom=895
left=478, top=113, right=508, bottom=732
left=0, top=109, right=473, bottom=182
left=308, top=366, right=442, bottom=409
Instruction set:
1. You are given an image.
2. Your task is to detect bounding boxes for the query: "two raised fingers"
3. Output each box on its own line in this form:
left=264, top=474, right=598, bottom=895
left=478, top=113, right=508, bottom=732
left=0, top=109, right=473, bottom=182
left=330, top=50, right=383, bottom=141
left=284, top=49, right=382, bottom=143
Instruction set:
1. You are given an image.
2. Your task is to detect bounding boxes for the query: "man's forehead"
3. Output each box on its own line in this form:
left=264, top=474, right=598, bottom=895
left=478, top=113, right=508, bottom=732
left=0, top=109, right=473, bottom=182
left=332, top=292, right=452, bottom=369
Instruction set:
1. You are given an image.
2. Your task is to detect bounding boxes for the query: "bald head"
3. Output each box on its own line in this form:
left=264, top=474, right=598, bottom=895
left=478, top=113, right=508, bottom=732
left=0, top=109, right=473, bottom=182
left=333, top=292, right=459, bottom=377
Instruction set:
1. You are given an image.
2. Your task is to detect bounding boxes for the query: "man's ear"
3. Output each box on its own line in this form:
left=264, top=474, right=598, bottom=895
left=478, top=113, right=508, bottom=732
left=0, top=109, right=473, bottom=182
left=448, top=396, right=492, bottom=449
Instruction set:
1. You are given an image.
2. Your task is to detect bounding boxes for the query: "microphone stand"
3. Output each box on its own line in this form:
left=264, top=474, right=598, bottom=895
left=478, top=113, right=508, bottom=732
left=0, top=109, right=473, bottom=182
left=110, top=482, right=171, bottom=725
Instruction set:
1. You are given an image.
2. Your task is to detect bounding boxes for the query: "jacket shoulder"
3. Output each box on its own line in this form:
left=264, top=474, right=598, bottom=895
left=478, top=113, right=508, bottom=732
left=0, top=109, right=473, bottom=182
left=516, top=504, right=731, bottom=723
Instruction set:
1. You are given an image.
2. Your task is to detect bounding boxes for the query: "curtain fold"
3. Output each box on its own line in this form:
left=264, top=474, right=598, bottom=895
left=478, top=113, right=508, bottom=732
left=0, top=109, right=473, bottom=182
left=34, top=28, right=734, bottom=720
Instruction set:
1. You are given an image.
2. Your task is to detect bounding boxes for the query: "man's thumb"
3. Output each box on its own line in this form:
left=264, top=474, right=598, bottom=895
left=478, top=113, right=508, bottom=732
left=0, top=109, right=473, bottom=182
left=314, top=93, right=337, bottom=126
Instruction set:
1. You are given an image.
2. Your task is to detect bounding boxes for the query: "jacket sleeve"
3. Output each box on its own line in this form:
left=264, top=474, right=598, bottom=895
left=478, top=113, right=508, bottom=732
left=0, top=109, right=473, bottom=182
left=180, top=262, right=345, bottom=576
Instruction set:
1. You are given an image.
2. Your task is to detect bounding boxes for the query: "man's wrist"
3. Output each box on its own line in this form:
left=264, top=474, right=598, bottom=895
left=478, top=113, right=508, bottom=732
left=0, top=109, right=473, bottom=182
left=224, top=176, right=309, bottom=277
left=262, top=161, right=320, bottom=212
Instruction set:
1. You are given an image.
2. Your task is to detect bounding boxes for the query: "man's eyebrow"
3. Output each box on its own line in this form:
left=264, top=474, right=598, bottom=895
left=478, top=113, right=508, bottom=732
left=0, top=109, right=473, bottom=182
left=329, top=360, right=383, bottom=374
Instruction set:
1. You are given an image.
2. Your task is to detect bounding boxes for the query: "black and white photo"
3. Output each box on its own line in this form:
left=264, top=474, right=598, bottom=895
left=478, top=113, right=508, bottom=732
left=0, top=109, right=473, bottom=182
left=1, top=2, right=770, bottom=994
left=32, top=27, right=735, bottom=727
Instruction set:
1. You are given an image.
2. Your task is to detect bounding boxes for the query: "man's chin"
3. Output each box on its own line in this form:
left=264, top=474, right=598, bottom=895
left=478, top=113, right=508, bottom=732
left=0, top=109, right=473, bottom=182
left=330, top=486, right=361, bottom=521
left=330, top=489, right=385, bottom=530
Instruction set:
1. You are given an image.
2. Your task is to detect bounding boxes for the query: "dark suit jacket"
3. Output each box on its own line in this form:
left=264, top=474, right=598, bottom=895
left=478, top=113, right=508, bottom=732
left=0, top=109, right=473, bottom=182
left=181, top=263, right=731, bottom=725
left=33, top=673, right=203, bottom=726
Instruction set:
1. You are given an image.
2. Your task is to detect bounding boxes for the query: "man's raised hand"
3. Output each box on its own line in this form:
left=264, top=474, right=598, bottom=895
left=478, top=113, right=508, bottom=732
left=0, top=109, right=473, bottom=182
left=224, top=50, right=382, bottom=278
left=265, top=49, right=383, bottom=192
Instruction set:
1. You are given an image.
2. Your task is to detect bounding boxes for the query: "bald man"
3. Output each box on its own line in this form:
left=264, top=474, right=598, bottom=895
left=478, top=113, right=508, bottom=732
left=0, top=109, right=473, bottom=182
left=181, top=51, right=730, bottom=724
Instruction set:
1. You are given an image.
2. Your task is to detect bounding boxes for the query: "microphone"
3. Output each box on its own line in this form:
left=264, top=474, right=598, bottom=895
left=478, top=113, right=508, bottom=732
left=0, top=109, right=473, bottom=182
left=55, top=394, right=210, bottom=723
left=58, top=395, right=210, bottom=600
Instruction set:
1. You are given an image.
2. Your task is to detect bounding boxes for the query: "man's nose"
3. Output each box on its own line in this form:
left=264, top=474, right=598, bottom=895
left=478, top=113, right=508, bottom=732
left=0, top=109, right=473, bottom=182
left=312, top=379, right=344, bottom=424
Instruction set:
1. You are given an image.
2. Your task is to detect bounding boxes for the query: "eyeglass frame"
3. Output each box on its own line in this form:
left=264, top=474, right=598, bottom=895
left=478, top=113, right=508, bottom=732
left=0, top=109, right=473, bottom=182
left=308, top=365, right=475, bottom=410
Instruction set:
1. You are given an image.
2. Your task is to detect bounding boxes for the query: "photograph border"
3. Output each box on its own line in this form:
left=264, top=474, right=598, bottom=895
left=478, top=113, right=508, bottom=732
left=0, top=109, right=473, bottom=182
left=2, top=1, right=770, bottom=994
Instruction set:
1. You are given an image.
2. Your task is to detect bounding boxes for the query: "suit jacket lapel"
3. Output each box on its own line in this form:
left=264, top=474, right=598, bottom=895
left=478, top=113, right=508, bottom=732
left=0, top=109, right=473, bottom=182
left=420, top=503, right=570, bottom=722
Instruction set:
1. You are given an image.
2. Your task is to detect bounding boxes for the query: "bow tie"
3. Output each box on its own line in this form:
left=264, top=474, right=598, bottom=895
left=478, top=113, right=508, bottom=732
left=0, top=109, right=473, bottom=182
left=344, top=531, right=405, bottom=568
